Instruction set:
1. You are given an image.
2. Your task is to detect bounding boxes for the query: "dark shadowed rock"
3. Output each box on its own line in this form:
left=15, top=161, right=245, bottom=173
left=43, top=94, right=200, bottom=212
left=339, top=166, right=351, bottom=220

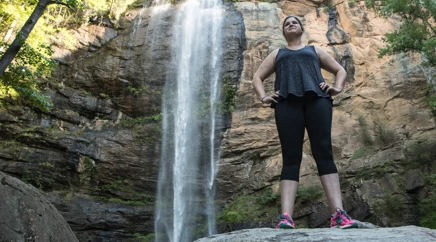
left=0, top=172, right=78, bottom=242
left=45, top=193, right=154, bottom=242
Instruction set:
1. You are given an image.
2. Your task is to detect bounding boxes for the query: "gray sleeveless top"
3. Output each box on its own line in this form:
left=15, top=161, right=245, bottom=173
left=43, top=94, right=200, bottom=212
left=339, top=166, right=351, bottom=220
left=275, top=45, right=331, bottom=99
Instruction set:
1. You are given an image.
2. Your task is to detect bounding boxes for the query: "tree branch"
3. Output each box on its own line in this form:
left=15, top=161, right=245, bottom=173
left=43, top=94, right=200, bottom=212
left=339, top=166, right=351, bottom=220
left=49, top=0, right=74, bottom=11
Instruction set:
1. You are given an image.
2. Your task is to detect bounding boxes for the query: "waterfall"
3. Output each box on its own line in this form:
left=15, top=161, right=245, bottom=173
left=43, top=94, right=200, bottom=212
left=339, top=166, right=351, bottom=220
left=155, top=0, right=224, bottom=241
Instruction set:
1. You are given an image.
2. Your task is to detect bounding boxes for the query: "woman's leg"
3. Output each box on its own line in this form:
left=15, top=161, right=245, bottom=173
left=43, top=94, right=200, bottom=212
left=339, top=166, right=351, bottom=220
left=275, top=98, right=305, bottom=217
left=280, top=180, right=299, bottom=217
left=304, top=97, right=343, bottom=213
left=319, top=173, right=343, bottom=213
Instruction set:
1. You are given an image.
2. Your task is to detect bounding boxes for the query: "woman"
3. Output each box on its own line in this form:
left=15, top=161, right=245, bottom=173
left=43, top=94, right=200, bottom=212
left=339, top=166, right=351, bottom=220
left=252, top=15, right=357, bottom=229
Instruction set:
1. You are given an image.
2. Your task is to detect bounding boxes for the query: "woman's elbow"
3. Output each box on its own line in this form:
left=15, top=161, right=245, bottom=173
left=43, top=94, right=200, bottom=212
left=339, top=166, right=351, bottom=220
left=252, top=75, right=262, bottom=86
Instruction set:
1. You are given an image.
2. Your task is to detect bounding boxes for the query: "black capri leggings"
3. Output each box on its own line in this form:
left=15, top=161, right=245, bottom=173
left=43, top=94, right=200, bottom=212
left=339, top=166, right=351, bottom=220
left=275, top=94, right=338, bottom=181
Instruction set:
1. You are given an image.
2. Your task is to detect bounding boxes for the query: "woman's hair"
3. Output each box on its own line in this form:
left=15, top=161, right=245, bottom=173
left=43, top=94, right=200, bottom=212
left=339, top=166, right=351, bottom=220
left=282, top=15, right=305, bottom=39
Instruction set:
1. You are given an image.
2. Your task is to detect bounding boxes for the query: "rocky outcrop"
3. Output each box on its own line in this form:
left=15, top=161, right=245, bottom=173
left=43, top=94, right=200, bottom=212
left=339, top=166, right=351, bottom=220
left=195, top=227, right=436, bottom=242
left=215, top=0, right=435, bottom=231
left=0, top=172, right=78, bottom=242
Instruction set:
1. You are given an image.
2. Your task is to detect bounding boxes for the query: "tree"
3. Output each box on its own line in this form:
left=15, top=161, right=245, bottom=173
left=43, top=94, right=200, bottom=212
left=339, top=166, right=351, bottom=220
left=0, top=0, right=82, bottom=76
left=0, top=0, right=134, bottom=111
left=365, top=0, right=436, bottom=66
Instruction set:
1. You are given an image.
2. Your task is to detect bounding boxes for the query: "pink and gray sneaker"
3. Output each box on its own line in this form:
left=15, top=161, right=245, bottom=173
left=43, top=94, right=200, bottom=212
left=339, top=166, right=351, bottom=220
left=330, top=208, right=358, bottom=229
left=276, top=212, right=295, bottom=229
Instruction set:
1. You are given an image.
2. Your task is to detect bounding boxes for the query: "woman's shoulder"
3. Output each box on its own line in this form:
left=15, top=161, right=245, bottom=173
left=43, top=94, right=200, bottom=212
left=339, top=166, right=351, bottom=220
left=307, top=45, right=327, bottom=58
left=267, top=48, right=281, bottom=60
left=271, top=48, right=281, bottom=54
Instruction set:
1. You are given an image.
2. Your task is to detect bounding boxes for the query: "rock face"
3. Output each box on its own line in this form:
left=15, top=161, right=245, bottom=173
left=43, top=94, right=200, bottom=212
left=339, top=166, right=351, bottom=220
left=195, top=227, right=436, bottom=242
left=215, top=0, right=435, bottom=231
left=0, top=172, right=78, bottom=242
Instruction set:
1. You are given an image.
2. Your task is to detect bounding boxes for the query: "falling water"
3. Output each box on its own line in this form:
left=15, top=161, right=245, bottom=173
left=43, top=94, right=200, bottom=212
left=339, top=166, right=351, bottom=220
left=155, top=0, right=224, bottom=241
left=129, top=0, right=170, bottom=48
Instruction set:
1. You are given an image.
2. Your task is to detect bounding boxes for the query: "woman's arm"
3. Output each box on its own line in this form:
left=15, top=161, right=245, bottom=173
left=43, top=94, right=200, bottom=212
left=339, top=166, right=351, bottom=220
left=315, top=46, right=347, bottom=96
left=252, top=49, right=280, bottom=104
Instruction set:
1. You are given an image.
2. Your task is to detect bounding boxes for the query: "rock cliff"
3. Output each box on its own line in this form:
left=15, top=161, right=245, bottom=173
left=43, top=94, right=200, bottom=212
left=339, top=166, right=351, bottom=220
left=215, top=0, right=435, bottom=231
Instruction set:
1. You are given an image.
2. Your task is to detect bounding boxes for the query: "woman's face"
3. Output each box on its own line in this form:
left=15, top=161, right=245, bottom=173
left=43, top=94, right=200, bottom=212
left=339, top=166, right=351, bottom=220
left=283, top=17, right=303, bottom=39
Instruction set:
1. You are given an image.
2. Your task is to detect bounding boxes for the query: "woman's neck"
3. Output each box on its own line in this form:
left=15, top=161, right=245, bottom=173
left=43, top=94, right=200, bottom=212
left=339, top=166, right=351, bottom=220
left=286, top=39, right=303, bottom=49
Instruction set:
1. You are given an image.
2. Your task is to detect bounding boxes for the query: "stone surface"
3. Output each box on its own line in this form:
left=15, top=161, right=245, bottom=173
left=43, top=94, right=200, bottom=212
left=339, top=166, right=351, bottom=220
left=0, top=172, right=78, bottom=242
left=195, top=227, right=436, bottom=242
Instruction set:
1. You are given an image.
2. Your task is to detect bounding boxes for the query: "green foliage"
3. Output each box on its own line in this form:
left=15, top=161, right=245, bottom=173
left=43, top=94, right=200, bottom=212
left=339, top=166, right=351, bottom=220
left=255, top=187, right=281, bottom=205
left=419, top=175, right=436, bottom=229
left=120, top=114, right=162, bottom=127
left=218, top=194, right=263, bottom=224
left=101, top=177, right=136, bottom=192
left=0, top=139, right=21, bottom=149
left=425, top=84, right=436, bottom=117
left=374, top=121, right=397, bottom=146
left=1, top=42, right=55, bottom=112
left=357, top=116, right=373, bottom=146
left=219, top=75, right=237, bottom=116
left=354, top=160, right=396, bottom=180
left=351, top=147, right=369, bottom=160
left=355, top=116, right=396, bottom=158
left=375, top=194, right=404, bottom=222
left=296, top=185, right=323, bottom=203
left=118, top=114, right=162, bottom=145
left=404, top=140, right=436, bottom=168
left=348, top=0, right=357, bottom=8
left=0, top=0, right=135, bottom=111
left=218, top=188, right=280, bottom=224
left=221, top=82, right=237, bottom=115
left=218, top=185, right=324, bottom=226
left=22, top=170, right=45, bottom=190
left=84, top=156, right=98, bottom=177
left=97, top=177, right=155, bottom=206
left=366, top=0, right=436, bottom=66
left=127, top=233, right=155, bottom=242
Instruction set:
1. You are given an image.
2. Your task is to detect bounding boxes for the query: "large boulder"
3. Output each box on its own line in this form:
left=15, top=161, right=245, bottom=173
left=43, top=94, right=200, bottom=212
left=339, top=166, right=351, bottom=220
left=0, top=172, right=78, bottom=242
left=195, top=227, right=436, bottom=242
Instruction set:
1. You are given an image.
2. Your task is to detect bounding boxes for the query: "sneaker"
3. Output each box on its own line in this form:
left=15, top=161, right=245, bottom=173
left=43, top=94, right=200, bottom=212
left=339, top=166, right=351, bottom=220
left=330, top=208, right=358, bottom=229
left=276, top=212, right=295, bottom=229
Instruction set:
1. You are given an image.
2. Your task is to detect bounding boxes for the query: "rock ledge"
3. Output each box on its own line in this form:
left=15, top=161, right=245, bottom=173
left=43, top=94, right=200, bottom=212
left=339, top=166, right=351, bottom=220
left=195, top=226, right=436, bottom=242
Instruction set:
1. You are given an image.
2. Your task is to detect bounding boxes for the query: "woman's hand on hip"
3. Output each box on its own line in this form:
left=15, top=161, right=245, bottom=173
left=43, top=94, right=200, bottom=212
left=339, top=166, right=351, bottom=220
left=262, top=91, right=279, bottom=104
left=320, top=82, right=342, bottom=96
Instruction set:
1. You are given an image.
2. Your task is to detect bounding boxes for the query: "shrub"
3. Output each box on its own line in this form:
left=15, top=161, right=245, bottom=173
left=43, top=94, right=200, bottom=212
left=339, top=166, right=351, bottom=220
left=404, top=140, right=436, bottom=168
left=419, top=175, right=436, bottom=229
left=375, top=194, right=404, bottom=222
left=358, top=116, right=373, bottom=146
left=373, top=121, right=397, bottom=146
left=351, top=147, right=369, bottom=160
left=296, top=185, right=323, bottom=203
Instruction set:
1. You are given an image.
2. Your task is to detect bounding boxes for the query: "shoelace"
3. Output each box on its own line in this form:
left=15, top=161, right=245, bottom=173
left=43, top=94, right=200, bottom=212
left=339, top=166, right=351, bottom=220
left=340, top=211, right=352, bottom=220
